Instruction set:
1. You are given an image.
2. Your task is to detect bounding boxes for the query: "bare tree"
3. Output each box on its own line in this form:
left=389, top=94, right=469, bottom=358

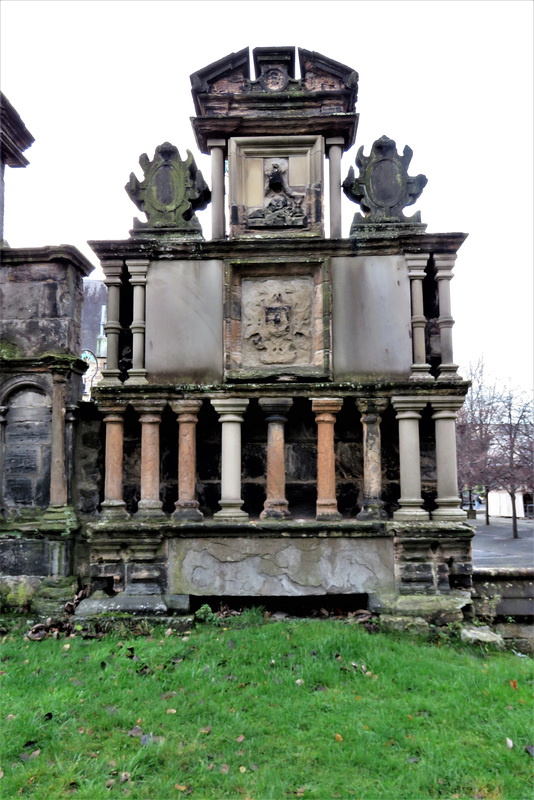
left=489, top=389, right=533, bottom=538
left=456, top=360, right=500, bottom=524
left=456, top=360, right=534, bottom=537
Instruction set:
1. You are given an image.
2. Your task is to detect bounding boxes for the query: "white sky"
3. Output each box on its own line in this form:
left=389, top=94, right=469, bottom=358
left=1, top=0, right=532, bottom=390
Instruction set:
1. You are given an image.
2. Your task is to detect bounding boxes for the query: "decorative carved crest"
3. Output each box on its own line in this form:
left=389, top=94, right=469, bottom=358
left=343, top=136, right=427, bottom=230
left=125, top=142, right=210, bottom=235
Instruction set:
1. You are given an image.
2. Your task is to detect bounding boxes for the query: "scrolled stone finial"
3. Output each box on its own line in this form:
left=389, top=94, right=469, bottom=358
left=125, top=142, right=211, bottom=237
left=343, top=135, right=427, bottom=233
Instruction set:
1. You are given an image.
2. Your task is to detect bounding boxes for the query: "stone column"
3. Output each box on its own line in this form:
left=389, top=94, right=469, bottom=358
left=391, top=396, right=429, bottom=521
left=326, top=137, right=344, bottom=238
left=430, top=396, right=467, bottom=520
left=0, top=405, right=7, bottom=512
left=208, top=139, right=226, bottom=240
left=49, top=370, right=68, bottom=508
left=211, top=398, right=249, bottom=519
left=126, top=259, right=149, bottom=385
left=406, top=253, right=433, bottom=381
left=356, top=398, right=389, bottom=520
left=171, top=399, right=203, bottom=521
left=134, top=401, right=166, bottom=516
left=101, top=405, right=128, bottom=516
left=259, top=397, right=293, bottom=519
left=65, top=404, right=76, bottom=504
left=312, top=398, right=343, bottom=520
left=434, top=254, right=460, bottom=380
left=102, top=260, right=123, bottom=385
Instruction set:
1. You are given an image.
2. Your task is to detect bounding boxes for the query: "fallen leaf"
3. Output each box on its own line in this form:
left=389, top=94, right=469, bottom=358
left=6, top=714, right=16, bottom=720
left=63, top=644, right=70, bottom=651
left=167, top=709, right=177, bottom=714
left=407, top=757, right=419, bottom=763
left=335, top=733, right=343, bottom=742
left=525, top=745, right=534, bottom=757
left=78, top=727, right=84, bottom=734
left=161, top=691, right=177, bottom=700
left=220, top=764, right=229, bottom=774
left=120, top=772, right=130, bottom=783
left=165, top=628, right=173, bottom=637
left=0, top=770, right=3, bottom=779
left=239, top=766, right=247, bottom=773
left=206, top=764, right=214, bottom=771
left=250, top=764, right=258, bottom=771
left=506, top=738, right=514, bottom=749
left=408, top=715, right=413, bottom=721
left=200, top=725, right=212, bottom=734
left=510, top=679, right=518, bottom=690
left=236, top=734, right=245, bottom=743
left=175, top=785, right=187, bottom=792
left=295, top=679, right=304, bottom=686
left=105, top=779, right=115, bottom=788
left=128, top=726, right=143, bottom=737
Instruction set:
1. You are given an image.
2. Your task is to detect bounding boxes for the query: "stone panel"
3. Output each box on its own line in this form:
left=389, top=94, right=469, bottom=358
left=169, top=536, right=394, bottom=596
left=145, top=260, right=223, bottom=383
left=332, top=255, right=412, bottom=380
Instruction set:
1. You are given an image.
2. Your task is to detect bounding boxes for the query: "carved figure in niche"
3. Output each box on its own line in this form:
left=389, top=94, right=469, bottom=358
left=125, top=142, right=210, bottom=235
left=247, top=158, right=306, bottom=229
left=242, top=279, right=313, bottom=366
left=343, top=135, right=427, bottom=228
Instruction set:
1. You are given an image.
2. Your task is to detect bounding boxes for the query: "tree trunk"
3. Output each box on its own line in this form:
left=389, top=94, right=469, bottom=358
left=484, top=485, right=490, bottom=525
left=510, top=490, right=519, bottom=539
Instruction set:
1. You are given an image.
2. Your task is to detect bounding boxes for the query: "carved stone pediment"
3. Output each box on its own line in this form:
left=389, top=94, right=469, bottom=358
left=125, top=142, right=210, bottom=237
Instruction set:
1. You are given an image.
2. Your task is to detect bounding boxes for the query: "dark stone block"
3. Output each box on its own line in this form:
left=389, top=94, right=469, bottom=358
left=4, top=446, right=40, bottom=474
left=35, top=472, right=50, bottom=508
left=285, top=444, right=316, bottom=481
left=5, top=422, right=51, bottom=443
left=5, top=476, right=33, bottom=505
left=0, top=539, right=56, bottom=576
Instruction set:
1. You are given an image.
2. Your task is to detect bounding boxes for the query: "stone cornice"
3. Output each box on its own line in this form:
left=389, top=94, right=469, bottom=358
left=0, top=245, right=94, bottom=276
left=88, top=231, right=468, bottom=263
left=0, top=93, right=35, bottom=167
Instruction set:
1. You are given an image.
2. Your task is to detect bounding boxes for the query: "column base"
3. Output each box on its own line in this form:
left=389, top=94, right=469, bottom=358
left=437, top=363, right=462, bottom=381
left=99, top=370, right=122, bottom=386
left=432, top=504, right=467, bottom=521
left=136, top=499, right=165, bottom=518
left=125, top=370, right=148, bottom=385
left=394, top=507, right=430, bottom=521
left=409, top=364, right=434, bottom=381
left=215, top=500, right=248, bottom=520
left=100, top=500, right=130, bottom=518
left=357, top=500, right=388, bottom=521
left=316, top=500, right=342, bottom=521
left=173, top=501, right=203, bottom=522
left=41, top=505, right=79, bottom=532
left=260, top=500, right=291, bottom=520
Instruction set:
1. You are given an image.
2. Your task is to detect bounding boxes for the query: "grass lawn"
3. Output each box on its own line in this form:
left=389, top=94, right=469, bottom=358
left=0, top=612, right=532, bottom=800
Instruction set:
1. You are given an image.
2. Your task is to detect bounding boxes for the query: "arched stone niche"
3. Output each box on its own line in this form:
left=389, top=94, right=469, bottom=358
left=2, top=387, right=52, bottom=510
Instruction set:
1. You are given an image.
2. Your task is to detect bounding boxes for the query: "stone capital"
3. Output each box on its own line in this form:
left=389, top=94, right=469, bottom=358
left=405, top=253, right=429, bottom=278
left=132, top=400, right=166, bottom=417
left=311, top=397, right=343, bottom=415
left=433, top=253, right=457, bottom=274
left=211, top=397, right=249, bottom=419
left=170, top=399, right=203, bottom=418
left=259, top=397, right=293, bottom=420
left=207, top=138, right=226, bottom=150
left=356, top=397, right=388, bottom=417
left=391, top=395, right=429, bottom=414
left=102, top=260, right=124, bottom=285
left=428, top=396, right=465, bottom=415
left=126, top=259, right=150, bottom=285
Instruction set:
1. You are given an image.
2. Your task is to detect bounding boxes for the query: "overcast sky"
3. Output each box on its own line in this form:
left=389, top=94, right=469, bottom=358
left=1, top=0, right=532, bottom=391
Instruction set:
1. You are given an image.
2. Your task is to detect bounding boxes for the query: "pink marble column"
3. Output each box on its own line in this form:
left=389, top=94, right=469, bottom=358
left=312, top=398, right=343, bottom=520
left=101, top=405, right=128, bottom=516
left=171, top=399, right=203, bottom=521
left=259, top=397, right=292, bottom=519
left=49, top=370, right=68, bottom=508
left=134, top=402, right=165, bottom=515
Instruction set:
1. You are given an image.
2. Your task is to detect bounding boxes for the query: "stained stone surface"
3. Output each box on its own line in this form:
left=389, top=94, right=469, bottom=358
left=145, top=260, right=223, bottom=383
left=169, top=536, right=394, bottom=596
left=332, top=255, right=411, bottom=380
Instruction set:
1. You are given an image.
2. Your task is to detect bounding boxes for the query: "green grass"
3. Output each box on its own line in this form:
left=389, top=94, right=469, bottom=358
left=0, top=614, right=532, bottom=799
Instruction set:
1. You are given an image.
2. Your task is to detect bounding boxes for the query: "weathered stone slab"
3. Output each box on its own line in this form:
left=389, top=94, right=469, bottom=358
left=145, top=260, right=223, bottom=383
left=169, top=536, right=394, bottom=596
left=332, top=255, right=411, bottom=380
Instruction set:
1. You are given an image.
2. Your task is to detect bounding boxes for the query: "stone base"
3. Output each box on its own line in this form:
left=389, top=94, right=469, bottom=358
left=169, top=532, right=394, bottom=596
left=369, top=590, right=472, bottom=626
left=173, top=502, right=203, bottom=522
left=100, top=500, right=130, bottom=518
left=75, top=593, right=169, bottom=616
left=357, top=500, right=388, bottom=521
